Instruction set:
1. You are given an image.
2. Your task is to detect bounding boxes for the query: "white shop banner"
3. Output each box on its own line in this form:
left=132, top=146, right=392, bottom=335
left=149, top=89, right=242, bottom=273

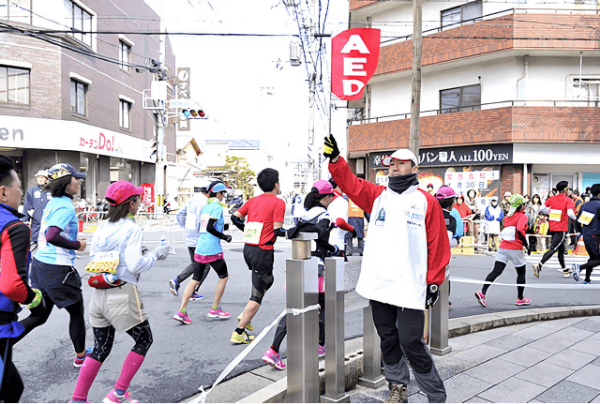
left=0, top=115, right=154, bottom=163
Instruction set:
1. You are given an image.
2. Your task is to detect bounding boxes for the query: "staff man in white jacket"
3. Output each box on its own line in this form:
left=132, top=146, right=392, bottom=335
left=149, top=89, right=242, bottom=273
left=324, top=135, right=451, bottom=403
left=170, top=179, right=211, bottom=299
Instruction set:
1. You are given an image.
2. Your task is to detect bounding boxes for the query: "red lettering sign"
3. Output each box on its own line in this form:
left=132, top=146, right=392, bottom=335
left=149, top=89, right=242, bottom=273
left=331, top=29, right=381, bottom=101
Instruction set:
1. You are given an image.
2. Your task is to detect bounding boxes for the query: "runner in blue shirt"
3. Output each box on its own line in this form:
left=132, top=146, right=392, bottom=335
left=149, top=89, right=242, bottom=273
left=16, top=163, right=92, bottom=367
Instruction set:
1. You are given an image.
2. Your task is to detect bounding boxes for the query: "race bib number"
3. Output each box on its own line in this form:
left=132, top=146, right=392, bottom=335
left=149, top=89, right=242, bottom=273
left=199, top=214, right=210, bottom=233
left=578, top=211, right=596, bottom=226
left=244, top=222, right=264, bottom=245
left=549, top=209, right=562, bottom=222
left=185, top=213, right=197, bottom=231
left=85, top=250, right=119, bottom=274
left=500, top=227, right=516, bottom=241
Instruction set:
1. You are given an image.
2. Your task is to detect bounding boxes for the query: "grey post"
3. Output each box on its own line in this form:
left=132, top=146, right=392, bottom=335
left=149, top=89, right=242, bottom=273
left=430, top=276, right=452, bottom=356
left=321, top=257, right=350, bottom=403
left=358, top=302, right=385, bottom=388
left=287, top=232, right=320, bottom=403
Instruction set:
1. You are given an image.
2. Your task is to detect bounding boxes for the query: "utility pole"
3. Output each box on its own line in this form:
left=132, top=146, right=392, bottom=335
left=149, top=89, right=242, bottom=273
left=155, top=0, right=167, bottom=214
left=409, top=0, right=423, bottom=156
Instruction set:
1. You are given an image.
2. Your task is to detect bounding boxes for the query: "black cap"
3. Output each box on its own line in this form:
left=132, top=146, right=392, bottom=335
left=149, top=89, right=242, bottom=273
left=556, top=181, right=569, bottom=192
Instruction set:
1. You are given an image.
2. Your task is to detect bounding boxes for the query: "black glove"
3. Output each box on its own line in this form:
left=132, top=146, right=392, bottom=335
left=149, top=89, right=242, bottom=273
left=425, top=284, right=440, bottom=309
left=323, top=135, right=340, bottom=160
left=351, top=229, right=358, bottom=239
left=224, top=234, right=232, bottom=243
left=273, top=228, right=287, bottom=238
left=223, top=223, right=230, bottom=231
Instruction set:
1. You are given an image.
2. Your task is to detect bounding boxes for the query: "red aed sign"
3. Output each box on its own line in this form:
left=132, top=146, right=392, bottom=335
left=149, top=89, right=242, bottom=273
left=331, top=28, right=381, bottom=101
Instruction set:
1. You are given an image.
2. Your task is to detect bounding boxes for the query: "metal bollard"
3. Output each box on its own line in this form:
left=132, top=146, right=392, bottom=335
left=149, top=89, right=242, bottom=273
left=358, top=302, right=385, bottom=388
left=321, top=257, right=350, bottom=403
left=287, top=232, right=320, bottom=403
left=430, top=276, right=452, bottom=356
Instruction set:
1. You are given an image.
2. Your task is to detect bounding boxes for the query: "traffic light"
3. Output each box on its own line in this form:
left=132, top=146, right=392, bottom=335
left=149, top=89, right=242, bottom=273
left=180, top=108, right=207, bottom=120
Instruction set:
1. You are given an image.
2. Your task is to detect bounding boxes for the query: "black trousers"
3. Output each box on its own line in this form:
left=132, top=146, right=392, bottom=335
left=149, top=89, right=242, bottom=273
left=0, top=337, right=23, bottom=403
left=541, top=231, right=567, bottom=268
left=581, top=238, right=600, bottom=282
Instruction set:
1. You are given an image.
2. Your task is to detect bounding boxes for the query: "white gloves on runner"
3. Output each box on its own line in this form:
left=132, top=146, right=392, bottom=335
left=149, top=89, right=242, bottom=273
left=151, top=245, right=170, bottom=261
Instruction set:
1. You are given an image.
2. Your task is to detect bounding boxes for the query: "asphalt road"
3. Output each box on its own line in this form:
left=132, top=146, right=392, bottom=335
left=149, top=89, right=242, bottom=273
left=13, top=225, right=599, bottom=403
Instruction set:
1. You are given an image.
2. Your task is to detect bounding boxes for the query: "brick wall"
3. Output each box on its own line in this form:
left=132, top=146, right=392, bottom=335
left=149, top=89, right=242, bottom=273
left=349, top=0, right=378, bottom=11
left=348, top=106, right=600, bottom=153
left=501, top=164, right=523, bottom=196
left=374, top=13, right=600, bottom=77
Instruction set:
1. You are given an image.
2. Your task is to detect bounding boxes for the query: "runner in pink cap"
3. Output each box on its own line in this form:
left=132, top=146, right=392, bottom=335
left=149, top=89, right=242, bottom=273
left=312, top=179, right=333, bottom=195
left=435, top=186, right=459, bottom=200
left=105, top=181, right=144, bottom=206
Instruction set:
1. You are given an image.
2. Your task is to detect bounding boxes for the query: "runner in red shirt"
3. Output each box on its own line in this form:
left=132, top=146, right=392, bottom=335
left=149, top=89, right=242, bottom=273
left=475, top=194, right=532, bottom=307
left=532, top=181, right=577, bottom=278
left=229, top=168, right=285, bottom=344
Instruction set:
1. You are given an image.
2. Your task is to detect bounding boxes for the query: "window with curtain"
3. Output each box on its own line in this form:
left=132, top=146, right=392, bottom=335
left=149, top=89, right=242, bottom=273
left=440, top=84, right=481, bottom=113
left=119, top=100, right=131, bottom=129
left=119, top=41, right=131, bottom=71
left=70, top=79, right=87, bottom=115
left=0, top=66, right=30, bottom=104
left=441, top=1, right=483, bottom=29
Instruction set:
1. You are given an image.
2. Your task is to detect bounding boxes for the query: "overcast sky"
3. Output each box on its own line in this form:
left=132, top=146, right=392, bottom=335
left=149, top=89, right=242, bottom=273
left=145, top=0, right=349, bottom=166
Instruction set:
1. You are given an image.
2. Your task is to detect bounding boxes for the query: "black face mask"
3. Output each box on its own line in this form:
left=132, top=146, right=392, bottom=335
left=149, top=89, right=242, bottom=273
left=387, top=173, right=419, bottom=194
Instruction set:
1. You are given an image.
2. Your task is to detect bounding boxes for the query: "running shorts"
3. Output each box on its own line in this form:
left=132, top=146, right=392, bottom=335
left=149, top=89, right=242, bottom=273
left=89, top=283, right=148, bottom=332
left=495, top=248, right=527, bottom=267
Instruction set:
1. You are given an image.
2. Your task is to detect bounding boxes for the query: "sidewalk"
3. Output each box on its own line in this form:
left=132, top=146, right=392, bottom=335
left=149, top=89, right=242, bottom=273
left=193, top=314, right=600, bottom=403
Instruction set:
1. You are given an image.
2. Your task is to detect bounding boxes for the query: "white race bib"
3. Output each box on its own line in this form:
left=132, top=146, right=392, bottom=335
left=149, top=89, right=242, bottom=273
left=578, top=211, right=596, bottom=226
left=549, top=209, right=562, bottom=222
left=244, top=222, right=264, bottom=245
left=185, top=213, right=197, bottom=231
left=86, top=250, right=119, bottom=274
left=500, top=226, right=516, bottom=241
left=199, top=213, right=210, bottom=233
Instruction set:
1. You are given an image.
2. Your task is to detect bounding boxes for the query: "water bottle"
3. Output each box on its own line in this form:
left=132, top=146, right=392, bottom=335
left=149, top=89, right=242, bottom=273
left=160, top=238, right=169, bottom=247
left=104, top=273, right=119, bottom=285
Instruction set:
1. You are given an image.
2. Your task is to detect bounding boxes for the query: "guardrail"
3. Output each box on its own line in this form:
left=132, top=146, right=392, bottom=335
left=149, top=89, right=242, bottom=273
left=76, top=209, right=175, bottom=231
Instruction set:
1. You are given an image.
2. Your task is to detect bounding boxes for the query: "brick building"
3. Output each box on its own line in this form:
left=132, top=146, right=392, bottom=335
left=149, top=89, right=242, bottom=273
left=347, top=0, right=600, bottom=203
left=0, top=0, right=176, bottom=203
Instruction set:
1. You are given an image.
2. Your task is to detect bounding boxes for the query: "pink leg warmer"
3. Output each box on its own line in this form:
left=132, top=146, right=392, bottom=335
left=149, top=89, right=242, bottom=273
left=72, top=357, right=103, bottom=402
left=115, top=351, right=145, bottom=392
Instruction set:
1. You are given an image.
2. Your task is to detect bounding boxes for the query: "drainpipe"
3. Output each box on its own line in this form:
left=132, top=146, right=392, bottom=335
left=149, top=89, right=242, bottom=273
left=579, top=51, right=583, bottom=90
left=523, top=163, right=527, bottom=196
left=516, top=55, right=529, bottom=100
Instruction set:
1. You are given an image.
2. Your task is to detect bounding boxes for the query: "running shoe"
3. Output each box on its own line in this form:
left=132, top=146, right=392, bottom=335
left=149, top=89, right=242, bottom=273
left=385, top=383, right=408, bottom=403
left=532, top=263, right=542, bottom=278
left=583, top=281, right=592, bottom=284
left=516, top=297, right=531, bottom=306
left=190, top=292, right=205, bottom=302
left=236, top=313, right=253, bottom=332
left=103, top=389, right=139, bottom=403
left=169, top=278, right=180, bottom=296
left=562, top=268, right=572, bottom=278
left=74, top=347, right=93, bottom=368
left=474, top=291, right=487, bottom=308
left=319, top=345, right=326, bottom=357
left=230, top=330, right=255, bottom=344
left=208, top=308, right=231, bottom=319
left=573, top=264, right=581, bottom=282
left=262, top=348, right=285, bottom=370
left=173, top=310, right=192, bottom=325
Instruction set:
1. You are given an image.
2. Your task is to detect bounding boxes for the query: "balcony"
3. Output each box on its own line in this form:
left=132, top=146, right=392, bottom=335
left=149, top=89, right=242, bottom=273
left=348, top=100, right=600, bottom=153
left=374, top=10, right=600, bottom=77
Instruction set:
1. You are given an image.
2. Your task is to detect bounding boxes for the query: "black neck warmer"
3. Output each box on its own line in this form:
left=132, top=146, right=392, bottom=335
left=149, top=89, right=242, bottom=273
left=387, top=173, right=419, bottom=194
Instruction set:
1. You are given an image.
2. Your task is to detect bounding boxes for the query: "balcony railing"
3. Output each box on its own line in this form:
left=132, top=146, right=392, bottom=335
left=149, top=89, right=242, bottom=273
left=381, top=7, right=600, bottom=46
left=351, top=99, right=600, bottom=125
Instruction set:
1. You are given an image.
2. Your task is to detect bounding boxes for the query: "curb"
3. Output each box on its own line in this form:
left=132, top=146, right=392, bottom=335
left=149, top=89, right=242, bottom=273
left=224, top=305, right=600, bottom=404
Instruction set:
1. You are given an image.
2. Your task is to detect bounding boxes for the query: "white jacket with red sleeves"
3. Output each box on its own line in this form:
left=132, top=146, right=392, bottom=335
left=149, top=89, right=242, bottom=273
left=329, top=157, right=450, bottom=311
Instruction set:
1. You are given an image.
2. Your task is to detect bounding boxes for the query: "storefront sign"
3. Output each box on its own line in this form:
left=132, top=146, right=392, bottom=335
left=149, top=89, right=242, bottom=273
left=369, top=144, right=513, bottom=169
left=141, top=183, right=155, bottom=210
left=418, top=165, right=501, bottom=200
left=1, top=115, right=153, bottom=163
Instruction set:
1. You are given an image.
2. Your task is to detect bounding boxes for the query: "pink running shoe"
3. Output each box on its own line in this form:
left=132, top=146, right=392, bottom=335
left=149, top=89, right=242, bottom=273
left=262, top=348, right=285, bottom=370
left=474, top=291, right=487, bottom=308
left=173, top=310, right=192, bottom=325
left=208, top=307, right=231, bottom=319
left=319, top=345, right=326, bottom=357
left=103, top=389, right=139, bottom=403
left=516, top=297, right=531, bottom=306
left=74, top=347, right=93, bottom=368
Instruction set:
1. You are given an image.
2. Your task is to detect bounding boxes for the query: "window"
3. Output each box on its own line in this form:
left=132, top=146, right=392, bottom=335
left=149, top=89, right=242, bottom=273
left=440, top=84, right=481, bottom=113
left=0, top=0, right=32, bottom=24
left=0, top=66, right=29, bottom=104
left=441, top=1, right=482, bottom=29
left=64, top=0, right=92, bottom=47
left=70, top=80, right=87, bottom=115
left=119, top=100, right=131, bottom=129
left=119, top=41, right=130, bottom=71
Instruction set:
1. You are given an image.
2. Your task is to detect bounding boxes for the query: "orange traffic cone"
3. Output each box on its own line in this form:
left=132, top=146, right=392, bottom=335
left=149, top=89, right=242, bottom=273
left=573, top=235, right=589, bottom=257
